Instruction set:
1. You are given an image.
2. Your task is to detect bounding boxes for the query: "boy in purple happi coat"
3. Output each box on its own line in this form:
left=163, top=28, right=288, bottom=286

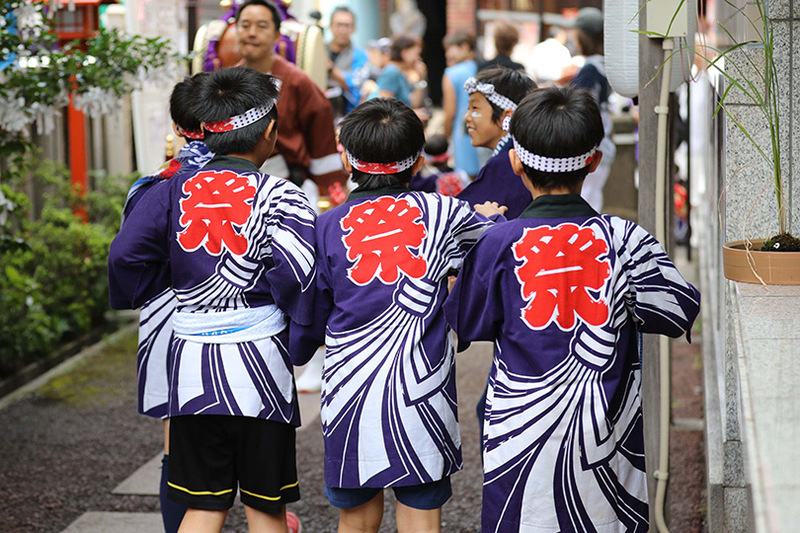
left=457, top=67, right=537, bottom=220
left=445, top=87, right=700, bottom=532
left=118, top=73, right=214, bottom=533
left=291, top=97, right=505, bottom=533
left=109, top=66, right=316, bottom=533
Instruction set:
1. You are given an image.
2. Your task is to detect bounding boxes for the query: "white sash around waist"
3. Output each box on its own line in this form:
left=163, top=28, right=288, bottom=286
left=173, top=305, right=287, bottom=344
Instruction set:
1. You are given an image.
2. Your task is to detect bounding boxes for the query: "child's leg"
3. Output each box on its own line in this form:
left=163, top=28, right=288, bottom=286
left=395, top=502, right=441, bottom=533
left=338, top=491, right=384, bottom=533
left=161, top=418, right=188, bottom=533
left=160, top=453, right=188, bottom=533
left=243, top=504, right=288, bottom=533
left=392, top=477, right=450, bottom=533
left=164, top=417, right=170, bottom=454
left=176, top=508, right=228, bottom=533
left=237, top=418, right=301, bottom=531
left=168, top=416, right=237, bottom=531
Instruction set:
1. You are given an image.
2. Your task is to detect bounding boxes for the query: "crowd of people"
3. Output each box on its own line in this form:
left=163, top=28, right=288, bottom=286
left=318, top=5, right=621, bottom=212
left=108, top=1, right=701, bottom=532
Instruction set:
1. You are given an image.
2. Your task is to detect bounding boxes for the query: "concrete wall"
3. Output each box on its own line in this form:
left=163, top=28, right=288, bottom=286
left=701, top=1, right=800, bottom=531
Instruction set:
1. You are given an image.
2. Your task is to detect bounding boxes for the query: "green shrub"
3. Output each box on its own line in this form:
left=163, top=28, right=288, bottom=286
left=0, top=260, right=59, bottom=375
left=0, top=151, right=131, bottom=378
left=28, top=204, right=116, bottom=336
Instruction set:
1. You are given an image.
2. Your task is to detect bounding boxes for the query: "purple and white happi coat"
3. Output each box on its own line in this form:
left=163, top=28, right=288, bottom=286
left=120, top=140, right=214, bottom=418
left=110, top=155, right=316, bottom=426
left=291, top=186, right=496, bottom=488
left=445, top=194, right=700, bottom=532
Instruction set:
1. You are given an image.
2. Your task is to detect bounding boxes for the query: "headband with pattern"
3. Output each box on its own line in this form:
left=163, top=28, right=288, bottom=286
left=202, top=101, right=275, bottom=133
left=176, top=125, right=204, bottom=140
left=463, top=77, right=518, bottom=111
left=346, top=150, right=421, bottom=175
left=513, top=137, right=597, bottom=173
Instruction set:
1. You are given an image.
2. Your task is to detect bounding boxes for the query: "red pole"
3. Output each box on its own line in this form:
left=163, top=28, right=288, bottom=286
left=67, top=92, right=88, bottom=222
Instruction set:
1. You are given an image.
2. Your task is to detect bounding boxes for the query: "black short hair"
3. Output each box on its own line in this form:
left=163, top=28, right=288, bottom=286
left=424, top=133, right=449, bottom=156
left=235, top=0, right=281, bottom=29
left=338, top=98, right=425, bottom=190
left=193, top=67, right=280, bottom=155
left=170, top=73, right=208, bottom=132
left=475, top=67, right=537, bottom=123
left=331, top=5, right=355, bottom=25
left=442, top=30, right=476, bottom=52
left=510, top=86, right=604, bottom=191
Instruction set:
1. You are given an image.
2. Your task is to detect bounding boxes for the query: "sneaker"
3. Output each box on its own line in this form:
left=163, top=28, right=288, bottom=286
left=286, top=511, right=302, bottom=533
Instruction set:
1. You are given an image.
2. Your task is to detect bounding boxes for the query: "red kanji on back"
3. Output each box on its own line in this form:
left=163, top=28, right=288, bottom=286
left=178, top=170, right=256, bottom=256
left=340, top=197, right=427, bottom=285
left=512, top=223, right=611, bottom=330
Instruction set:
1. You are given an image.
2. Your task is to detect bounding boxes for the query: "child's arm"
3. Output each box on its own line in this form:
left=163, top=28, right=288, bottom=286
left=443, top=229, right=503, bottom=352
left=619, top=221, right=701, bottom=339
left=263, top=181, right=318, bottom=324
left=473, top=201, right=508, bottom=219
left=446, top=198, right=503, bottom=262
left=108, top=181, right=172, bottom=310
left=288, top=250, right=332, bottom=366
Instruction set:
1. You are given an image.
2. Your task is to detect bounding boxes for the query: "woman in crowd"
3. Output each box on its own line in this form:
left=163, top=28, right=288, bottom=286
left=374, top=33, right=429, bottom=121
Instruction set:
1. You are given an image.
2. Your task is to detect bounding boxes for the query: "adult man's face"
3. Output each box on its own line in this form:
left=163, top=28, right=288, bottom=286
left=330, top=11, right=355, bottom=49
left=236, top=4, right=280, bottom=64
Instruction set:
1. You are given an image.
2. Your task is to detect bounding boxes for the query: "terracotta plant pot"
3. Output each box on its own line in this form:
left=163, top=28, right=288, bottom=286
left=722, top=239, right=800, bottom=285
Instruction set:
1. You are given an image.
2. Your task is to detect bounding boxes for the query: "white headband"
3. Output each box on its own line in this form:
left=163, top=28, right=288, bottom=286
left=513, top=137, right=597, bottom=173
left=346, top=150, right=420, bottom=175
left=463, top=77, right=518, bottom=111
left=202, top=101, right=276, bottom=133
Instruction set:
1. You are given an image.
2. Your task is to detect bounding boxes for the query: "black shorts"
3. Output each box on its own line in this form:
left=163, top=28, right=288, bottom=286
left=167, top=415, right=299, bottom=514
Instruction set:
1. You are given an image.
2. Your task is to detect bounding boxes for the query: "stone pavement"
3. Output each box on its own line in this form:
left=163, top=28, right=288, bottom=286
left=61, top=384, right=322, bottom=533
left=63, top=383, right=322, bottom=532
left=0, top=323, right=491, bottom=532
left=0, top=288, right=705, bottom=531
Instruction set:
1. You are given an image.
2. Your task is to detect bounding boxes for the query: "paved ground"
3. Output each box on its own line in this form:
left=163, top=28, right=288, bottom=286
left=0, top=283, right=706, bottom=532
left=0, top=324, right=492, bottom=532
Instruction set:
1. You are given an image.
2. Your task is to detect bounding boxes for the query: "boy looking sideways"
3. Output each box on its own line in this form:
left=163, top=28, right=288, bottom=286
left=457, top=67, right=537, bottom=220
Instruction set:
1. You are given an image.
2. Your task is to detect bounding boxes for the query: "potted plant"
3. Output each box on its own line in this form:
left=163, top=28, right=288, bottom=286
left=704, top=0, right=800, bottom=283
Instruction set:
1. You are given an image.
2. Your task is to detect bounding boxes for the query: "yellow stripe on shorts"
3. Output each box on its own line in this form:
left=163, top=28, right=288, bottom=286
left=240, top=481, right=299, bottom=501
left=167, top=481, right=234, bottom=496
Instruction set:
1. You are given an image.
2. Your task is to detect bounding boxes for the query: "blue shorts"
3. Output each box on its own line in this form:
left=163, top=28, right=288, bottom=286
left=325, top=477, right=452, bottom=510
